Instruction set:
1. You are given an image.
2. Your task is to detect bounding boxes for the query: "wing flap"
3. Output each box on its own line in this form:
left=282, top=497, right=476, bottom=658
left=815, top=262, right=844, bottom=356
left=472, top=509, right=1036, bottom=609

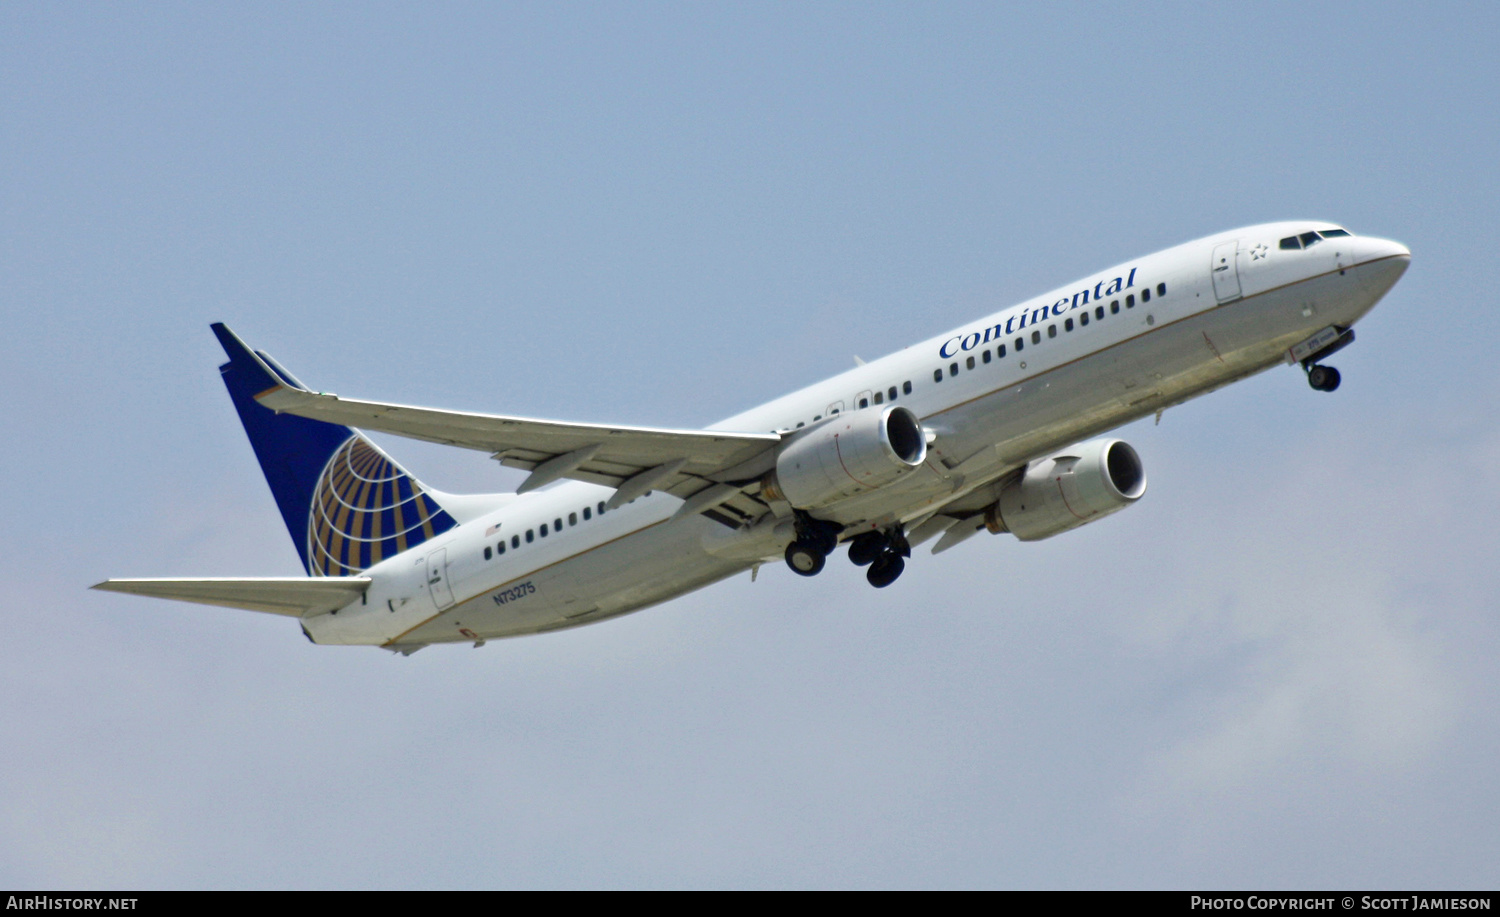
left=92, top=577, right=372, bottom=617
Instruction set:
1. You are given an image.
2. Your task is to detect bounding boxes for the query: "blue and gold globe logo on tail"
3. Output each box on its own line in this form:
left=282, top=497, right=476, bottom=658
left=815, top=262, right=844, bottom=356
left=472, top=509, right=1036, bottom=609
left=307, top=436, right=457, bottom=576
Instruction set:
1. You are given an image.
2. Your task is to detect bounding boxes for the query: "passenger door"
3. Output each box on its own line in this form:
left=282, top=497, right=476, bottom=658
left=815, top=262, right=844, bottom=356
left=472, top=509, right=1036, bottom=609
left=426, top=547, right=455, bottom=610
left=1211, top=240, right=1242, bottom=304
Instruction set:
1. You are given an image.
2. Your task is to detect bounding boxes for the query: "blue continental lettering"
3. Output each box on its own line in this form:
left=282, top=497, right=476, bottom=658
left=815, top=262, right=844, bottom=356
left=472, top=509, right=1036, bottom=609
left=933, top=264, right=1141, bottom=357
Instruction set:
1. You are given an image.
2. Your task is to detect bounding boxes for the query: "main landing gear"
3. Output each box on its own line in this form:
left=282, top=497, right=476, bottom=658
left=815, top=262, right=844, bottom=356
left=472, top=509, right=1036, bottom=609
left=846, top=528, right=911, bottom=589
left=782, top=514, right=911, bottom=588
left=784, top=512, right=841, bottom=579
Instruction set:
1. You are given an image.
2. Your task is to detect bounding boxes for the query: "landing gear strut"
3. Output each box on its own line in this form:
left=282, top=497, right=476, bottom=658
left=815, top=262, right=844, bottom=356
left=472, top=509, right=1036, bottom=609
left=848, top=527, right=911, bottom=588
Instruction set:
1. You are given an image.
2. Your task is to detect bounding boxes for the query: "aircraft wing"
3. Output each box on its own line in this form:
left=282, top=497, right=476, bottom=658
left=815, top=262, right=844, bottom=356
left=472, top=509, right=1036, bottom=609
left=253, top=380, right=782, bottom=520
left=92, top=577, right=372, bottom=617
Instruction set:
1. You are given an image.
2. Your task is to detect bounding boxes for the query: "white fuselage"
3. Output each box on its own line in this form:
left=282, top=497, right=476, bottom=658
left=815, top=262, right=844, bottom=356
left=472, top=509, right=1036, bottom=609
left=303, top=221, right=1410, bottom=649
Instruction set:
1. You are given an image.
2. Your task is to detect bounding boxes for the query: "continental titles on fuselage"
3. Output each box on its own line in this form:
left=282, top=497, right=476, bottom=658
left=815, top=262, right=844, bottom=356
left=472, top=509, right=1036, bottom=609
left=939, top=267, right=1138, bottom=359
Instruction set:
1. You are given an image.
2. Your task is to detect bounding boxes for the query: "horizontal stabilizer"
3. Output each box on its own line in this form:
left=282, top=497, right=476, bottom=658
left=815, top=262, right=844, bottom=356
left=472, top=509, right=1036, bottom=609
left=92, top=577, right=372, bottom=617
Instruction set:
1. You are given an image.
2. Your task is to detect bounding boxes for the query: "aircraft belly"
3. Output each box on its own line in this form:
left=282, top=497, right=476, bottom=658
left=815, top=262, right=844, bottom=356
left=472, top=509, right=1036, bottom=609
left=392, top=515, right=745, bottom=645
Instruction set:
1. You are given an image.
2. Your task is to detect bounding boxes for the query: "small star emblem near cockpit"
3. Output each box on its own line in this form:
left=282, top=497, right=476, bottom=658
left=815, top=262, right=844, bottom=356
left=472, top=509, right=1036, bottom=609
left=1250, top=243, right=1269, bottom=261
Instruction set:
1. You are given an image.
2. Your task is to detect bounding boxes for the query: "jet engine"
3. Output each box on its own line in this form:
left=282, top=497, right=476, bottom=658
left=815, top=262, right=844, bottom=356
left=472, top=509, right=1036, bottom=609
left=984, top=438, right=1146, bottom=541
left=761, top=405, right=928, bottom=509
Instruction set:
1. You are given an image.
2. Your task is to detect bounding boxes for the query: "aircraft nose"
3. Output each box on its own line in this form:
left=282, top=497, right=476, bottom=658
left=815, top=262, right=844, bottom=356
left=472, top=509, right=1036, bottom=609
left=1350, top=235, right=1411, bottom=295
left=1351, top=234, right=1411, bottom=266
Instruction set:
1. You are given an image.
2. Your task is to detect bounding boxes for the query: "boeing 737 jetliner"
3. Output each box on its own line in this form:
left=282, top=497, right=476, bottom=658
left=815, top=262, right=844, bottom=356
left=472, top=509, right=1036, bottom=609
left=96, top=222, right=1410, bottom=654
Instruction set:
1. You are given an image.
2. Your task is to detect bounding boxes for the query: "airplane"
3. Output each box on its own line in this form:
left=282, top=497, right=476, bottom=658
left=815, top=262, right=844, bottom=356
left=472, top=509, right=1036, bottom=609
left=94, top=221, right=1411, bottom=654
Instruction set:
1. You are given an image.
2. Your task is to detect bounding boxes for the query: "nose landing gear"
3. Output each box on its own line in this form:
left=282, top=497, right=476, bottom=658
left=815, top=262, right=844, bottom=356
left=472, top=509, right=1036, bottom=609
left=1292, top=326, right=1354, bottom=393
left=1306, top=363, right=1342, bottom=392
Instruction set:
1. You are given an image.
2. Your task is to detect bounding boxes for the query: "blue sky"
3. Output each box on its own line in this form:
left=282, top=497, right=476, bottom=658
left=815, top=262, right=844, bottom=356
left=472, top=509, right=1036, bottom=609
left=3, top=2, right=1497, bottom=888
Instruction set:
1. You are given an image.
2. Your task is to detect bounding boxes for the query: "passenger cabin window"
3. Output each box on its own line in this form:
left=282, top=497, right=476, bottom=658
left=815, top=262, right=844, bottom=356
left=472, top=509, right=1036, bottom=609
left=498, top=541, right=505, bottom=554
left=1110, top=300, right=1120, bottom=314
left=949, top=363, right=958, bottom=377
left=934, top=369, right=943, bottom=382
left=526, top=530, right=534, bottom=543
left=512, top=535, right=520, bottom=548
left=569, top=512, right=577, bottom=526
left=997, top=344, right=1006, bottom=357
left=1031, top=330, right=1041, bottom=344
left=888, top=386, right=898, bottom=400
left=873, top=391, right=883, bottom=404
left=1015, top=338, right=1024, bottom=351
left=1065, top=318, right=1074, bottom=331
left=1080, top=312, right=1089, bottom=326
left=902, top=381, right=912, bottom=395
left=484, top=546, right=492, bottom=560
left=966, top=356, right=975, bottom=370
left=859, top=397, right=869, bottom=408
left=1126, top=294, right=1135, bottom=308
left=982, top=350, right=991, bottom=364
left=583, top=507, right=591, bottom=520
left=539, top=523, right=548, bottom=537
left=1142, top=288, right=1151, bottom=303
left=1157, top=282, right=1166, bottom=297
left=1047, top=324, right=1057, bottom=338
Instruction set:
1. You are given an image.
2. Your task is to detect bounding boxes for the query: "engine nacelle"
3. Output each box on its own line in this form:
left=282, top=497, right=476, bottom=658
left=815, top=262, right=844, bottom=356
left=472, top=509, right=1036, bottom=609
left=761, top=406, right=928, bottom=509
left=985, top=438, right=1146, bottom=541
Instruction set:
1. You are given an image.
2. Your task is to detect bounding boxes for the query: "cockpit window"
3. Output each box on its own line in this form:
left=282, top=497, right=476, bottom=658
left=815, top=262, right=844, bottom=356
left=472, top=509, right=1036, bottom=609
left=1283, top=228, right=1350, bottom=251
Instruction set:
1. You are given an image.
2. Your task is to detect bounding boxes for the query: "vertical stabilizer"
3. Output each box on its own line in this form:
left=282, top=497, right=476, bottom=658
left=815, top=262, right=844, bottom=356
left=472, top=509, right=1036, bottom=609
left=211, top=323, right=457, bottom=576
